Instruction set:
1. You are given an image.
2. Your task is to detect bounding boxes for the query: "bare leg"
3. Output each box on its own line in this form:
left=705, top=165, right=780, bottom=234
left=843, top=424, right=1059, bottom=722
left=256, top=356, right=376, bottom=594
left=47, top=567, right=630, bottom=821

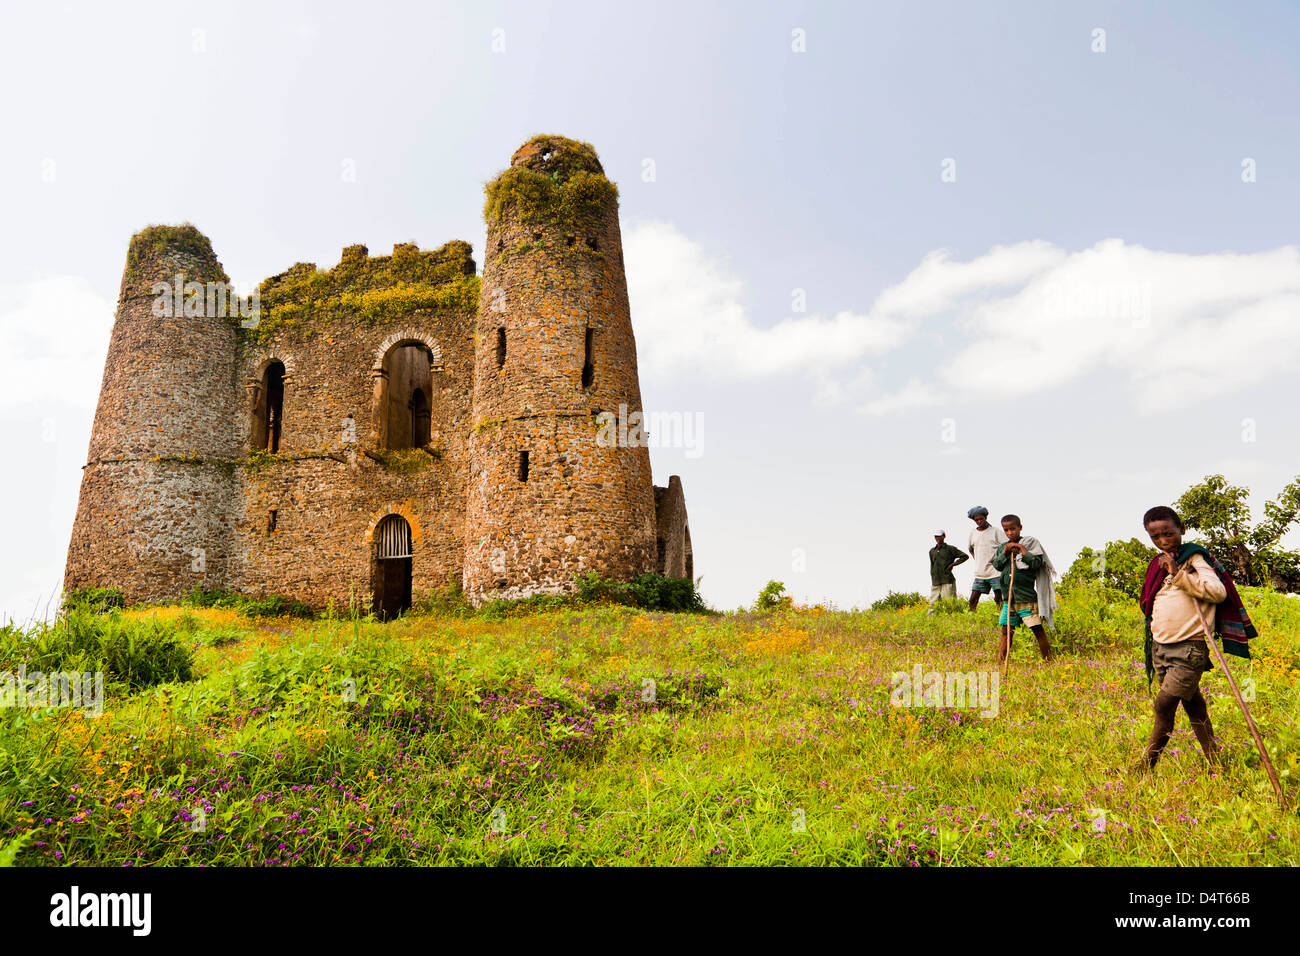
left=968, top=592, right=980, bottom=612
left=1030, top=624, right=1052, bottom=661
left=1143, top=691, right=1180, bottom=768
left=1182, top=690, right=1219, bottom=767
left=997, top=626, right=1015, bottom=664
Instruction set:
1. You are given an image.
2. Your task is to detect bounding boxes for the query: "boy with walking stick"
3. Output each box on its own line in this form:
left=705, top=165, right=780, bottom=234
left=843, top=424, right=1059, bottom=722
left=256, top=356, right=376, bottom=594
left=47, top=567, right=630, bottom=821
left=992, top=514, right=1055, bottom=666
left=1136, top=506, right=1285, bottom=807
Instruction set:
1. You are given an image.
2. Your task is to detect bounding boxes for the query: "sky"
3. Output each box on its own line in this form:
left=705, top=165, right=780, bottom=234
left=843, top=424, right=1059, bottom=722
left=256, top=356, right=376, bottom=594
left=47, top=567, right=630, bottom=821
left=2, top=0, right=1299, bottom=620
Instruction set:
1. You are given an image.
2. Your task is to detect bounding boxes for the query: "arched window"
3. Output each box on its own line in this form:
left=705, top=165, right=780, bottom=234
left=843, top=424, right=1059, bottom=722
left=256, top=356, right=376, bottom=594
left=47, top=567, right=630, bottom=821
left=252, top=361, right=285, bottom=452
left=372, top=514, right=413, bottom=621
left=381, top=345, right=433, bottom=450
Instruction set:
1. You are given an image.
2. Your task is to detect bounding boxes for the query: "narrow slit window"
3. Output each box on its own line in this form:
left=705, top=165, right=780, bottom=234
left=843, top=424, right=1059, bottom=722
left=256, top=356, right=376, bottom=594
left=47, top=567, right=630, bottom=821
left=581, top=328, right=595, bottom=388
left=496, top=327, right=507, bottom=368
left=518, top=450, right=530, bottom=481
left=267, top=509, right=278, bottom=533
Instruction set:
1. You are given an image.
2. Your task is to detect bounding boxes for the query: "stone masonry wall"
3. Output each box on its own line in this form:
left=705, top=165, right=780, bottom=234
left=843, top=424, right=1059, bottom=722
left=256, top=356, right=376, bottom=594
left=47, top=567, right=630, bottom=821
left=65, top=228, right=239, bottom=603
left=66, top=137, right=689, bottom=612
left=463, top=137, right=657, bottom=604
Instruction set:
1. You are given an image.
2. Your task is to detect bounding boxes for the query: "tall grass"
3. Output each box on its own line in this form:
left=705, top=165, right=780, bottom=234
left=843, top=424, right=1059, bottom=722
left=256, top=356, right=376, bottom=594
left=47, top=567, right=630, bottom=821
left=0, top=588, right=1295, bottom=866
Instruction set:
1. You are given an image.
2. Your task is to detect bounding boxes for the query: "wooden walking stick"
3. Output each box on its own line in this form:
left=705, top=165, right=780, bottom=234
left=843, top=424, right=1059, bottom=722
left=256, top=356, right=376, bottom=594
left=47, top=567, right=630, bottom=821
left=1188, top=597, right=1288, bottom=810
left=1001, top=558, right=1016, bottom=680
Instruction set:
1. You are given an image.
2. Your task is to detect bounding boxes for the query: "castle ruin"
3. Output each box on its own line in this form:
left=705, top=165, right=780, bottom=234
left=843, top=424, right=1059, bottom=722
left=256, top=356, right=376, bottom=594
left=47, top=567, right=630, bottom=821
left=64, top=135, right=693, bottom=615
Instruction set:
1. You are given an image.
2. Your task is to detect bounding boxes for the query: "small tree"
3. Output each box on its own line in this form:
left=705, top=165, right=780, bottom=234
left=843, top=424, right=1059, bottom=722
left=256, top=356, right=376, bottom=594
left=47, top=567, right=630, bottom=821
left=753, top=580, right=793, bottom=612
left=1175, top=474, right=1300, bottom=590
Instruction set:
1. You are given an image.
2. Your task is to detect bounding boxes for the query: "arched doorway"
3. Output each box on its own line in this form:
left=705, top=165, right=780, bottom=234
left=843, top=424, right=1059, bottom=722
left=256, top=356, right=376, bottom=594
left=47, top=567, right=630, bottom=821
left=372, top=514, right=412, bottom=621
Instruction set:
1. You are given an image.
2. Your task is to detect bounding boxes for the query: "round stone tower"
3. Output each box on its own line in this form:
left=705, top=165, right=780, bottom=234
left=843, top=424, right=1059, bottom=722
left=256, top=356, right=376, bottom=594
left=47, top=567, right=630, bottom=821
left=463, top=135, right=657, bottom=604
left=64, top=224, right=240, bottom=602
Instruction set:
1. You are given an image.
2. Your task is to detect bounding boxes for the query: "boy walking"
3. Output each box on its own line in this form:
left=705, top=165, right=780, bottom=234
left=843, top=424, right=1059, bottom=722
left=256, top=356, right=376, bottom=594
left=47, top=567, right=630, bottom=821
left=1136, top=505, right=1256, bottom=772
left=928, top=530, right=968, bottom=613
left=991, top=514, right=1056, bottom=662
left=966, top=506, right=1006, bottom=611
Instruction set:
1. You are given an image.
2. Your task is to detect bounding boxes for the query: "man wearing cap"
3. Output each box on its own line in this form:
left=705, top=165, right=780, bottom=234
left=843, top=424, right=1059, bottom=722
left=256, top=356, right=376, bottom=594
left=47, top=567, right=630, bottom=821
left=928, top=530, right=968, bottom=613
left=966, top=506, right=1007, bottom=612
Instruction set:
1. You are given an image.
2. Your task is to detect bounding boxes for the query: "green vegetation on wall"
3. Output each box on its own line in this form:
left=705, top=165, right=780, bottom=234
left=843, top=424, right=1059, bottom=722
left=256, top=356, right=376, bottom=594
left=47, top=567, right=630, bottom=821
left=124, top=223, right=229, bottom=285
left=483, top=135, right=618, bottom=233
left=247, top=240, right=480, bottom=343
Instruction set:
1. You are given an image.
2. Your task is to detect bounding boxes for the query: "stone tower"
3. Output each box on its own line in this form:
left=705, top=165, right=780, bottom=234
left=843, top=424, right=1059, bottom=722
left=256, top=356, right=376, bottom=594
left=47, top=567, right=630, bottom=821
left=64, top=225, right=239, bottom=602
left=462, top=135, right=657, bottom=603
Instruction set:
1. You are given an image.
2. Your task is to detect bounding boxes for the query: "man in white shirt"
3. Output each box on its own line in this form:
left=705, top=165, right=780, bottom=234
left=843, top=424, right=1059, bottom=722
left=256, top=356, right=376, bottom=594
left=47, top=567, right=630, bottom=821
left=966, top=505, right=1007, bottom=612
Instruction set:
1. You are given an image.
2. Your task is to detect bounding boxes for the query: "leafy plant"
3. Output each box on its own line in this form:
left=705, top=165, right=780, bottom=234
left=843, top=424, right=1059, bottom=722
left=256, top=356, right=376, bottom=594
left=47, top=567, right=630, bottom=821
left=752, top=580, right=793, bottom=613
left=1059, top=538, right=1157, bottom=601
left=1, top=609, right=194, bottom=690
left=870, top=590, right=925, bottom=611
left=60, top=587, right=126, bottom=615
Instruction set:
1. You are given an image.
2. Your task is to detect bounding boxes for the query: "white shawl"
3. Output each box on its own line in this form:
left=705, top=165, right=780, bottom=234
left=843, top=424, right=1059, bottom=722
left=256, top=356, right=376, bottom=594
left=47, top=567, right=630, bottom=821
left=1012, top=535, right=1058, bottom=628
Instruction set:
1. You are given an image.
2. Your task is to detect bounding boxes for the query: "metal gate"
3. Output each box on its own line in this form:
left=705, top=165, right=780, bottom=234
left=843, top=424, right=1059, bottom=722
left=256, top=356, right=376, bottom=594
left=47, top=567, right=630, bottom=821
left=375, top=515, right=412, bottom=559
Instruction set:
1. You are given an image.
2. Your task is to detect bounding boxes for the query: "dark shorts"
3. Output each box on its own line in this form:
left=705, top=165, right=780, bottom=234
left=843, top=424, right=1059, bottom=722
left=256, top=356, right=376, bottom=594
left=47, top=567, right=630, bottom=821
left=971, top=576, right=1001, bottom=595
left=1153, top=639, right=1211, bottom=700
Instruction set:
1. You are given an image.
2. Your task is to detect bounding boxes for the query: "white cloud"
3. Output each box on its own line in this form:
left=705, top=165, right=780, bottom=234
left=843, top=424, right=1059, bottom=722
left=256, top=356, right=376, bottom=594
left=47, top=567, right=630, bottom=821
left=0, top=275, right=115, bottom=413
left=858, top=378, right=947, bottom=417
left=934, top=240, right=1300, bottom=410
left=624, top=220, right=907, bottom=382
left=624, top=222, right=1300, bottom=415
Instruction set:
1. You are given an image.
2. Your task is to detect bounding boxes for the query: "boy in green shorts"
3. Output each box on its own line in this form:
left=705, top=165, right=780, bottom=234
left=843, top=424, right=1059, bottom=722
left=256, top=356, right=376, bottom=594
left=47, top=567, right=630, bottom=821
left=992, top=514, right=1055, bottom=663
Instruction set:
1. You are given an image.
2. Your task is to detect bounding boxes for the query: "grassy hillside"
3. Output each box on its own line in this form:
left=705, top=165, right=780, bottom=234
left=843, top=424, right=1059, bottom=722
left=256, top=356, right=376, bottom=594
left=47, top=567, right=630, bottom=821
left=2, top=585, right=1297, bottom=866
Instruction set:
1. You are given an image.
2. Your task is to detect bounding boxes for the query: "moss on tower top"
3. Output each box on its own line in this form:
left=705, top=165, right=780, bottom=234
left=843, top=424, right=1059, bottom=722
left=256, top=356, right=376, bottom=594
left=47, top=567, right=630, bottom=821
left=510, top=135, right=605, bottom=177
left=124, top=223, right=229, bottom=287
left=247, top=239, right=479, bottom=343
left=484, top=135, right=618, bottom=231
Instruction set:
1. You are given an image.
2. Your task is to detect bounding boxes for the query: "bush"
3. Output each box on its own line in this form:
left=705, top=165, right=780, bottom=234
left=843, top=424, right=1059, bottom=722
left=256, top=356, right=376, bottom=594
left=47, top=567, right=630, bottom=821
left=413, top=576, right=473, bottom=617
left=575, top=573, right=709, bottom=613
left=752, top=581, right=793, bottom=613
left=182, top=586, right=314, bottom=618
left=1060, top=539, right=1156, bottom=601
left=1, top=609, right=194, bottom=690
left=60, top=587, right=125, bottom=615
left=240, top=594, right=315, bottom=619
left=182, top=586, right=244, bottom=610
left=871, top=590, right=925, bottom=611
left=928, top=597, right=968, bottom=615
left=1052, top=578, right=1141, bottom=653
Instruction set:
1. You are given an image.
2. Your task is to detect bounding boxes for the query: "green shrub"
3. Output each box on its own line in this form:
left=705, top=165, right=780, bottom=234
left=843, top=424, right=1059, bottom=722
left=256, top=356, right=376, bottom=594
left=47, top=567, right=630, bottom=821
left=928, top=597, right=968, bottom=615
left=1051, top=578, right=1141, bottom=653
left=414, top=576, right=474, bottom=617
left=871, top=590, right=926, bottom=611
left=182, top=586, right=314, bottom=618
left=1060, top=539, right=1156, bottom=600
left=182, top=585, right=243, bottom=609
left=240, top=594, right=315, bottom=619
left=575, top=573, right=709, bottom=613
left=1, top=610, right=194, bottom=690
left=60, top=587, right=125, bottom=614
left=752, top=581, right=792, bottom=613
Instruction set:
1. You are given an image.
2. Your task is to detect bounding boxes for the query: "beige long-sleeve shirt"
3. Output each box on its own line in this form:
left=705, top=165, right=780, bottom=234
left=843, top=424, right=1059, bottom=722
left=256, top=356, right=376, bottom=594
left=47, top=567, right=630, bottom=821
left=1151, top=553, right=1227, bottom=644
